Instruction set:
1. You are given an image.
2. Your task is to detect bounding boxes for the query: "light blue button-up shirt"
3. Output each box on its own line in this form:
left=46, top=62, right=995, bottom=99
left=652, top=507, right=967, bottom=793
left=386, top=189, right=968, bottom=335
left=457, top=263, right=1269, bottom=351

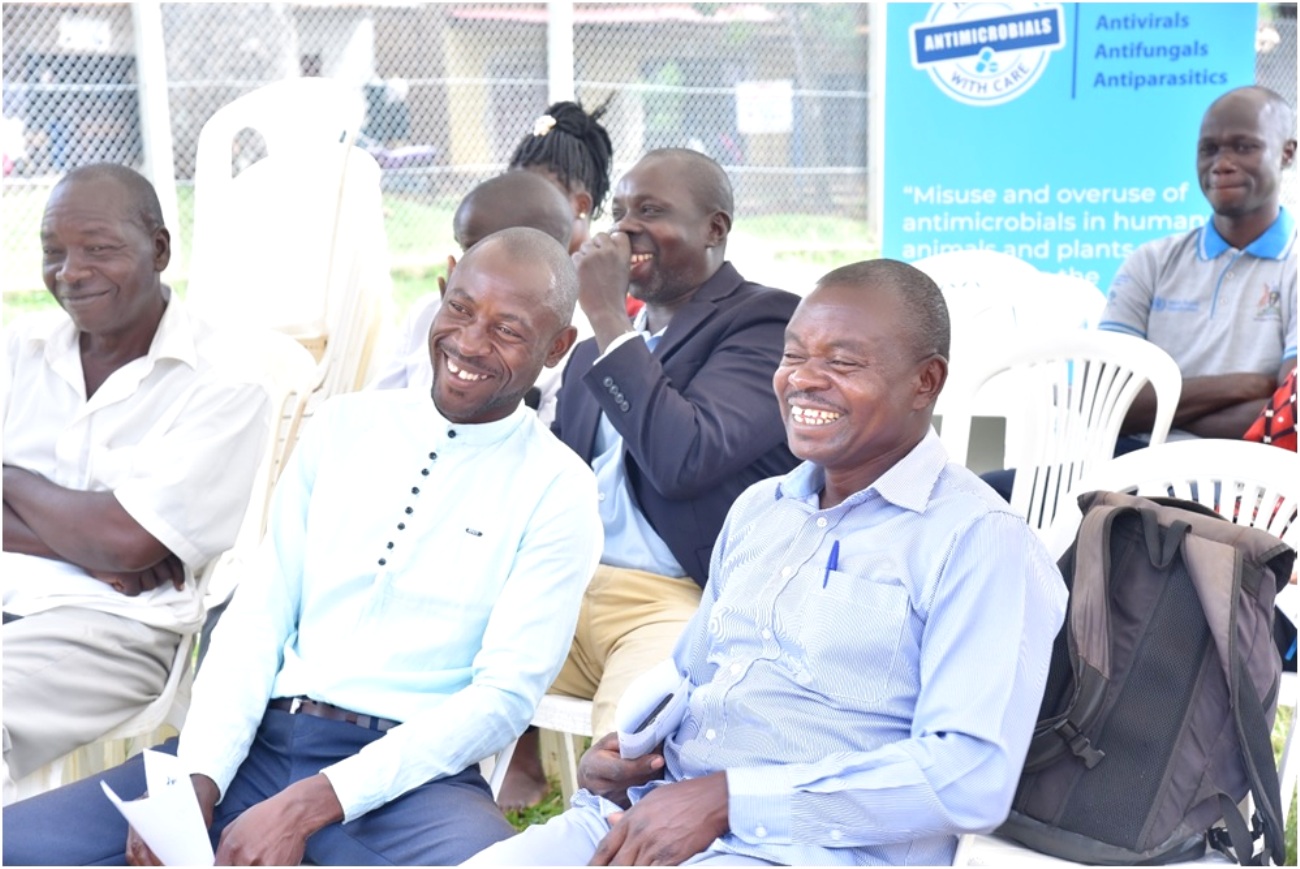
left=179, top=389, right=602, bottom=820
left=613, top=430, right=1067, bottom=865
left=590, top=325, right=686, bottom=577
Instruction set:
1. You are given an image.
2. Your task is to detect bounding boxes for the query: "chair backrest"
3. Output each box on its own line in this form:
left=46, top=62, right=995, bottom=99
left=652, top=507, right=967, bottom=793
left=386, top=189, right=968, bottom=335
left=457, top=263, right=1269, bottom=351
left=913, top=250, right=1043, bottom=423
left=941, top=329, right=1182, bottom=534
left=1045, top=438, right=1300, bottom=560
left=203, top=329, right=317, bottom=613
left=1016, top=272, right=1108, bottom=333
left=188, top=78, right=389, bottom=404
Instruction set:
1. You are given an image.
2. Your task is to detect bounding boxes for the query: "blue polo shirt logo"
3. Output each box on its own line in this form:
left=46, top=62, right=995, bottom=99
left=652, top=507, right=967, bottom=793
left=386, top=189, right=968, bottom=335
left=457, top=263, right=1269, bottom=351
left=1255, top=285, right=1283, bottom=321
left=1152, top=297, right=1200, bottom=314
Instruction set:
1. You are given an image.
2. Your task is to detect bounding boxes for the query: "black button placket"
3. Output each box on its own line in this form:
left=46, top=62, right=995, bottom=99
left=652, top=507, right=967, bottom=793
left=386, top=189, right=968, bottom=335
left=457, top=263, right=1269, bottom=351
left=378, top=448, right=439, bottom=568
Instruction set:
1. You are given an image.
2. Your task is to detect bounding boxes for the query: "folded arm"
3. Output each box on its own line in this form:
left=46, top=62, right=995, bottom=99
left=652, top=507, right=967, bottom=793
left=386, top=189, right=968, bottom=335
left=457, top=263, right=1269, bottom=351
left=1121, top=358, right=1296, bottom=437
left=3, top=465, right=172, bottom=573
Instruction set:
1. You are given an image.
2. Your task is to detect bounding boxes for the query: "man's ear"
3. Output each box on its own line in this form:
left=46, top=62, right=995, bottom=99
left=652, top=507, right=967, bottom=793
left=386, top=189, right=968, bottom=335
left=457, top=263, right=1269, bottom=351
left=913, top=354, right=948, bottom=410
left=153, top=227, right=171, bottom=272
left=572, top=190, right=594, bottom=219
left=1282, top=137, right=1297, bottom=168
left=544, top=324, right=578, bottom=368
left=705, top=211, right=732, bottom=248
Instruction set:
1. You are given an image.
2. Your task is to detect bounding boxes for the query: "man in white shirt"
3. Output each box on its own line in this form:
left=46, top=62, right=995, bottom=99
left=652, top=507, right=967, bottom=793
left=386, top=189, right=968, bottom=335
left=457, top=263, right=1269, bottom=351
left=3, top=227, right=604, bottom=866
left=3, top=164, right=271, bottom=796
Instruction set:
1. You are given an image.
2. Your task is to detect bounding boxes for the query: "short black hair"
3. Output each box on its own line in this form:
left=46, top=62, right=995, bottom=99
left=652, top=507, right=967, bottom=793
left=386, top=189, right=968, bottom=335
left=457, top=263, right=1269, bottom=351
left=816, top=259, right=951, bottom=361
left=57, top=162, right=165, bottom=233
left=509, top=100, right=614, bottom=218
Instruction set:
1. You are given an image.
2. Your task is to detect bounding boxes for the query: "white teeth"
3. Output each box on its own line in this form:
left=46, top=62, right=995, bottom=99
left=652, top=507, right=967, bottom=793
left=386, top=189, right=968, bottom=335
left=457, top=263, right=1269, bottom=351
left=630, top=253, right=652, bottom=264
left=791, top=405, right=842, bottom=425
left=446, top=358, right=486, bottom=382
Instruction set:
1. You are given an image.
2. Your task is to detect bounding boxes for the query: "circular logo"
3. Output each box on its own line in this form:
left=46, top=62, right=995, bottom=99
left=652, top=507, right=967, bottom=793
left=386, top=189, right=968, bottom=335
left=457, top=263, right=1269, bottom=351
left=910, top=3, right=1066, bottom=106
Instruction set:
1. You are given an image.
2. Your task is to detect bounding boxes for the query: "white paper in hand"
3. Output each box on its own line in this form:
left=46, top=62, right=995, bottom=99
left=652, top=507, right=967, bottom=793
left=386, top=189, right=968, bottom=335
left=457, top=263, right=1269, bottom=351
left=615, top=657, right=690, bottom=759
left=100, top=749, right=214, bottom=866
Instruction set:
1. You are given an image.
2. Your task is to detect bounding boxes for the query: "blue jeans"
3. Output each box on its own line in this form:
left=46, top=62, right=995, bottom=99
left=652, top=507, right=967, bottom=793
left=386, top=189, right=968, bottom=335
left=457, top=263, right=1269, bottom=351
left=3, top=707, right=515, bottom=865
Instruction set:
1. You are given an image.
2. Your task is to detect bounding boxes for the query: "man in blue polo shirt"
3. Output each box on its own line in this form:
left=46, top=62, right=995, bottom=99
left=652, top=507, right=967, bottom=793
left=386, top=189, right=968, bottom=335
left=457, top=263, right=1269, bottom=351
left=1101, top=85, right=1296, bottom=442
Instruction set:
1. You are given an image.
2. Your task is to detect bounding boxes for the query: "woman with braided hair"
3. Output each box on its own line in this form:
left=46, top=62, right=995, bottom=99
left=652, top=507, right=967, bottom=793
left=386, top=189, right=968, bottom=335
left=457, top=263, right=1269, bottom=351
left=510, top=99, right=614, bottom=255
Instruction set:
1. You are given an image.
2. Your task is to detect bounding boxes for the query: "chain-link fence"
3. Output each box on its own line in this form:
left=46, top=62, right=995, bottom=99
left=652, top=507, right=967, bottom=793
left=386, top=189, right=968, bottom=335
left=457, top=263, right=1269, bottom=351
left=2, top=3, right=1295, bottom=308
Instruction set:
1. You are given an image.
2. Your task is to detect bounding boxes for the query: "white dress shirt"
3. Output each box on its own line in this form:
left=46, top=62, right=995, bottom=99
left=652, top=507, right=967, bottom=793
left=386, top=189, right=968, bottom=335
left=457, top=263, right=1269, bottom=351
left=179, top=389, right=602, bottom=819
left=3, top=294, right=272, bottom=631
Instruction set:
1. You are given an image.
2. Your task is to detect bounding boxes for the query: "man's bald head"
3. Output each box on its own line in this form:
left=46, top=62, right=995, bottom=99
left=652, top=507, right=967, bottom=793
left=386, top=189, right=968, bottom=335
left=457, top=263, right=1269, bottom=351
left=459, top=226, right=579, bottom=328
left=454, top=171, right=574, bottom=253
left=640, top=148, right=735, bottom=219
left=54, top=163, right=166, bottom=235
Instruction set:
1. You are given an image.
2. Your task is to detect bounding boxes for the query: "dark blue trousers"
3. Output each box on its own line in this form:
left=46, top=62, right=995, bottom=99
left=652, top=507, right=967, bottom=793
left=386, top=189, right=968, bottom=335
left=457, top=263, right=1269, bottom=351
left=3, top=708, right=516, bottom=866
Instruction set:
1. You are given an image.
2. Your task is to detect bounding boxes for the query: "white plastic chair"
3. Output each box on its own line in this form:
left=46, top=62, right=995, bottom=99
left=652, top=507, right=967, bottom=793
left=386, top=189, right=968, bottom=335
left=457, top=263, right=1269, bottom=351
left=1044, top=439, right=1299, bottom=559
left=531, top=695, right=596, bottom=803
left=956, top=440, right=1299, bottom=866
left=199, top=329, right=318, bottom=659
left=940, top=330, right=1182, bottom=536
left=188, top=78, right=391, bottom=411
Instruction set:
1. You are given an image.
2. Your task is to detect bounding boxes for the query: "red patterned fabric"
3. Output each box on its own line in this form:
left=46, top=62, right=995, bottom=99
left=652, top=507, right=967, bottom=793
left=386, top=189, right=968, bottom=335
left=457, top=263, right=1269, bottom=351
left=1244, top=368, right=1297, bottom=451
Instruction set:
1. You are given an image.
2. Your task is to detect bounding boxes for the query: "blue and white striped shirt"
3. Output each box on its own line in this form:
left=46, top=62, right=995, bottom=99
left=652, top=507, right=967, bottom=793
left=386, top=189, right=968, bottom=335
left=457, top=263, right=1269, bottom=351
left=628, top=430, right=1067, bottom=865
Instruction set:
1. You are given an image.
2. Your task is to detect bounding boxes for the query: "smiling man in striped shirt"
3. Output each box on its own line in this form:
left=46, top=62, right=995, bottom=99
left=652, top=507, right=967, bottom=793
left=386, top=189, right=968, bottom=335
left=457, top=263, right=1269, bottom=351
left=468, top=258, right=1068, bottom=867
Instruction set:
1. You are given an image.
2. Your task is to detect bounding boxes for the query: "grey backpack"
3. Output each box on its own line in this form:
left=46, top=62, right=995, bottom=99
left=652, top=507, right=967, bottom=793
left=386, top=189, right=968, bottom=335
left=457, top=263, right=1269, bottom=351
left=999, top=490, right=1295, bottom=865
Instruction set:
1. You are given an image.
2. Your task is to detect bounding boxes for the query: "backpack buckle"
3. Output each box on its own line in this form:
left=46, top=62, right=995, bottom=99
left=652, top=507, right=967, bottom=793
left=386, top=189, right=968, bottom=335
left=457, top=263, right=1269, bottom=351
left=1053, top=719, right=1106, bottom=768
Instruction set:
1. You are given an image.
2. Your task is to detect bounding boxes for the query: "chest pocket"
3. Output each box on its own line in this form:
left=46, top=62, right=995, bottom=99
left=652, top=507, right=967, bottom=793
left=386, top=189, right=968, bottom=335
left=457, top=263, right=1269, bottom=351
left=796, top=573, right=911, bottom=705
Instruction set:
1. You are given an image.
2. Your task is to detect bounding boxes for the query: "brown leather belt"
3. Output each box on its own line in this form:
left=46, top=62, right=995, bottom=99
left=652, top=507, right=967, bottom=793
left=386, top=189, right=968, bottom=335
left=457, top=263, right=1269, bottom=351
left=268, top=697, right=401, bottom=733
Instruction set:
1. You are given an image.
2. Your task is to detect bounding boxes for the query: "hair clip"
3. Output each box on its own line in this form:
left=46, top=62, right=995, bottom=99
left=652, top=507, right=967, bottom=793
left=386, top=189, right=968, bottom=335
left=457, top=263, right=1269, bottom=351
left=533, top=114, right=557, bottom=137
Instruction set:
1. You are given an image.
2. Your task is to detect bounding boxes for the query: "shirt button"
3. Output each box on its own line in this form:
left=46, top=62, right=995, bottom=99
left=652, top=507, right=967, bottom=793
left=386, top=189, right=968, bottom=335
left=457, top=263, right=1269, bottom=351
left=729, top=662, right=741, bottom=675
left=405, top=507, right=414, bottom=515
left=377, top=558, right=387, bottom=566
left=397, top=523, right=406, bottom=530
left=780, top=566, right=793, bottom=578
left=428, top=452, right=437, bottom=460
left=761, top=628, right=772, bottom=640
left=447, top=429, right=457, bottom=438
left=705, top=728, right=716, bottom=740
left=603, top=376, right=614, bottom=388
left=598, top=492, right=607, bottom=502
left=755, top=826, right=767, bottom=838
left=830, top=829, right=843, bottom=841
left=816, top=517, right=827, bottom=528
left=797, top=671, right=812, bottom=685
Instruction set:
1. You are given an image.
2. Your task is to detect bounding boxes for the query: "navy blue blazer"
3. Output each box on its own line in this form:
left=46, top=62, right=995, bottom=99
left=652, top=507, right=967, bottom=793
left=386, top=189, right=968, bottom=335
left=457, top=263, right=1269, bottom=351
left=551, top=262, right=800, bottom=588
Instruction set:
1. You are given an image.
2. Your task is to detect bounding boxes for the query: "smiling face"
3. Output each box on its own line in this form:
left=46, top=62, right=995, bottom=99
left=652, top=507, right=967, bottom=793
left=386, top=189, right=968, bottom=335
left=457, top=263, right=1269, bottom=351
left=427, top=239, right=574, bottom=424
left=609, top=154, right=728, bottom=308
left=40, top=174, right=169, bottom=338
left=774, top=280, right=945, bottom=504
left=1197, top=89, right=1297, bottom=222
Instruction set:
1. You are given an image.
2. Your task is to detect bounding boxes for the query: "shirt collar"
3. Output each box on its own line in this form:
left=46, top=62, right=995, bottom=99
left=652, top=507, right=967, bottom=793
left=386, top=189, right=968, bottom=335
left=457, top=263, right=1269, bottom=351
left=773, top=428, right=947, bottom=515
left=1199, top=206, right=1295, bottom=260
left=35, top=288, right=199, bottom=371
left=428, top=399, right=533, bottom=448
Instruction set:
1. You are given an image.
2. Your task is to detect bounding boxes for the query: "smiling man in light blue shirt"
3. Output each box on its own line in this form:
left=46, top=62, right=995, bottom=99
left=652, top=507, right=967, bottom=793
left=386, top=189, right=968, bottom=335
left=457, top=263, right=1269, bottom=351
left=4, top=227, right=603, bottom=867
left=469, top=258, right=1067, bottom=867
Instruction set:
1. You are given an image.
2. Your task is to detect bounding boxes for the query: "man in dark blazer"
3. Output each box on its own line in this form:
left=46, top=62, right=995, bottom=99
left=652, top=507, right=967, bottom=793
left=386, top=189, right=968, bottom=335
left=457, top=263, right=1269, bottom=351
left=501, top=148, right=800, bottom=808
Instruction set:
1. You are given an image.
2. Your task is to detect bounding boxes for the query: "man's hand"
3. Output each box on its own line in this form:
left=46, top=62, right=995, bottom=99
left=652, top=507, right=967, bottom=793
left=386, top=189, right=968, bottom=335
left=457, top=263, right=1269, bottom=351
left=213, top=773, right=343, bottom=866
left=572, top=231, right=635, bottom=351
left=126, top=775, right=219, bottom=866
left=91, top=552, right=186, bottom=596
left=590, top=773, right=729, bottom=866
left=578, top=732, right=665, bottom=809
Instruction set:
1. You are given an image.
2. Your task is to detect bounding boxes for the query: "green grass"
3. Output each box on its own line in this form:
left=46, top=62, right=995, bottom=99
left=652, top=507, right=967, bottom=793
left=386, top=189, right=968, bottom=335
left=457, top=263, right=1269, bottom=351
left=503, top=780, right=568, bottom=833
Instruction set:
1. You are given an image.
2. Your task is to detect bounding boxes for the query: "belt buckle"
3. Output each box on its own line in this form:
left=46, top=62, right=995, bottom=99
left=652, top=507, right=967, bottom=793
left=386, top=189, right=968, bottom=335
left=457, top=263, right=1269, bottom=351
left=289, top=697, right=304, bottom=714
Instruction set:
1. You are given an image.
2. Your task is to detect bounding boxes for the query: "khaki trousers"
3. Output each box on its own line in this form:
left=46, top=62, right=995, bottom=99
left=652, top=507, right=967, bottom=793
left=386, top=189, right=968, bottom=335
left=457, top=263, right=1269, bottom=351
left=3, top=606, right=177, bottom=782
left=549, top=564, right=702, bottom=736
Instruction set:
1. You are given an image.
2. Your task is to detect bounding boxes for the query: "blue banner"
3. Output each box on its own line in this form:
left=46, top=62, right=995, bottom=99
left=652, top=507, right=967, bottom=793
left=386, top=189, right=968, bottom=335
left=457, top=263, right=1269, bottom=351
left=883, top=3, right=1259, bottom=290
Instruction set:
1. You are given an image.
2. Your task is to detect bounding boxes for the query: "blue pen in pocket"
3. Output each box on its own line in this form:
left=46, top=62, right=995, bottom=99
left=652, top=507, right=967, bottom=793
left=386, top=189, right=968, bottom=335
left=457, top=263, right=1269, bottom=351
left=823, top=539, right=840, bottom=588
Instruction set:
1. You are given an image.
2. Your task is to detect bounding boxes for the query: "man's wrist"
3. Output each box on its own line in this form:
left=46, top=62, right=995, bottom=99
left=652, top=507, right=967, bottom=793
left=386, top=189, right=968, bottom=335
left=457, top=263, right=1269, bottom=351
left=279, top=773, right=345, bottom=836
